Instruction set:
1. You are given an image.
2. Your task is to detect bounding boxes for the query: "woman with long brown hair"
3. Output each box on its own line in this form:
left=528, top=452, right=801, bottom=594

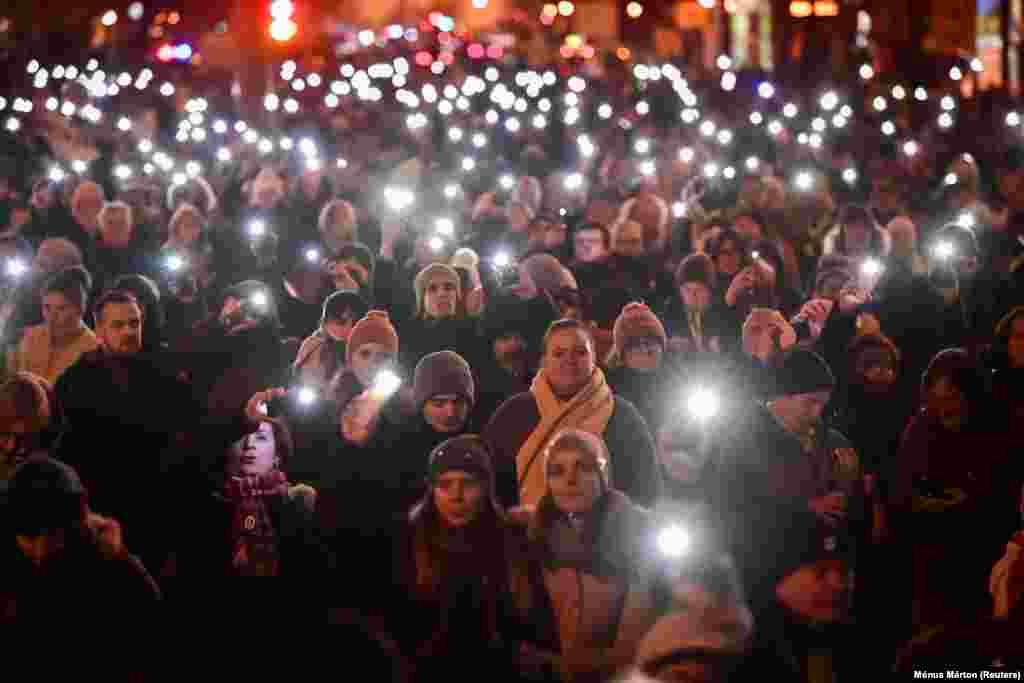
left=386, top=434, right=559, bottom=682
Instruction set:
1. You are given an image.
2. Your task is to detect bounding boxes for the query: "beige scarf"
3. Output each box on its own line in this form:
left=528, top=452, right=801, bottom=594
left=516, top=368, right=615, bottom=507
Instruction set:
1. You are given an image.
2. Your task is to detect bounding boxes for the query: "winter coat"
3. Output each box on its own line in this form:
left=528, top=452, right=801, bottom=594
left=656, top=295, right=739, bottom=353
left=171, top=320, right=298, bottom=424
left=54, top=349, right=198, bottom=568
left=397, top=315, right=483, bottom=373
left=483, top=392, right=661, bottom=509
left=0, top=531, right=160, bottom=624
left=293, top=329, right=346, bottom=388
left=388, top=517, right=560, bottom=683
left=892, top=412, right=1010, bottom=628
left=528, top=490, right=665, bottom=683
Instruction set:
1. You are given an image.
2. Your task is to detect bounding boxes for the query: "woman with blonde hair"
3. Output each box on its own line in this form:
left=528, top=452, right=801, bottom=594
left=526, top=429, right=665, bottom=682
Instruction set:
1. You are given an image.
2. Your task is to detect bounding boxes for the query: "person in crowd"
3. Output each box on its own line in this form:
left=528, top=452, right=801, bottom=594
left=386, top=435, right=559, bottom=682
left=885, top=216, right=927, bottom=277
left=606, top=303, right=681, bottom=434
left=892, top=348, right=1006, bottom=639
left=167, top=175, right=218, bottom=218
left=325, top=241, right=377, bottom=303
left=0, top=372, right=57, bottom=482
left=722, top=242, right=788, bottom=324
left=485, top=252, right=579, bottom=356
left=64, top=180, right=104, bottom=257
left=294, top=290, right=370, bottom=388
left=659, top=253, right=732, bottom=355
left=634, top=596, right=753, bottom=682
left=821, top=204, right=890, bottom=261
left=7, top=266, right=98, bottom=383
left=318, top=199, right=359, bottom=254
left=55, top=289, right=195, bottom=571
left=162, top=391, right=319, bottom=607
left=475, top=321, right=535, bottom=427
left=483, top=318, right=660, bottom=509
left=608, top=218, right=666, bottom=302
left=926, top=222, right=1014, bottom=351
left=1, top=455, right=161, bottom=623
left=703, top=228, right=747, bottom=296
left=162, top=203, right=206, bottom=253
left=831, top=334, right=907, bottom=481
left=110, top=274, right=165, bottom=353
left=525, top=429, right=665, bottom=682
left=93, top=201, right=152, bottom=290
left=398, top=263, right=480, bottom=370
left=569, top=222, right=614, bottom=292
left=3, top=237, right=85, bottom=345
left=174, top=280, right=297, bottom=423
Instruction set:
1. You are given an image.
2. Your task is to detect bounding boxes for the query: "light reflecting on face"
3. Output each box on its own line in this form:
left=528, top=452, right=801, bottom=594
left=546, top=446, right=603, bottom=516
left=574, top=229, right=607, bottom=264
left=350, top=342, right=394, bottom=388
left=424, top=274, right=458, bottom=319
left=433, top=471, right=484, bottom=528
left=543, top=328, right=595, bottom=399
left=228, top=422, right=277, bottom=477
left=680, top=282, right=711, bottom=311
left=97, top=301, right=143, bottom=355
left=422, top=394, right=469, bottom=434
left=623, top=337, right=662, bottom=372
left=42, top=291, right=82, bottom=338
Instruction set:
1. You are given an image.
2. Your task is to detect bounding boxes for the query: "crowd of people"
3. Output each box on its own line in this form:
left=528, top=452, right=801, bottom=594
left=2, top=23, right=1024, bottom=679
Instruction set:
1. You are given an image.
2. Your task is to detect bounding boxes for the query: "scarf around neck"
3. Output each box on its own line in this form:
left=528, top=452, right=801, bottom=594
left=517, top=367, right=614, bottom=507
left=223, top=470, right=289, bottom=576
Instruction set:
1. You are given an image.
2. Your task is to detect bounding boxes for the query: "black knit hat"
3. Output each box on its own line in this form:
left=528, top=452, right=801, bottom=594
left=414, top=351, right=475, bottom=410
left=675, top=253, right=716, bottom=289
left=768, top=349, right=835, bottom=398
left=6, top=455, right=87, bottom=535
left=322, top=290, right=369, bottom=326
left=428, top=435, right=493, bottom=486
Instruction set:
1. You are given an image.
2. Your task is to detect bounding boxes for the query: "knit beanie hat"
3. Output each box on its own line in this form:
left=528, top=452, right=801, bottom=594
left=346, top=310, right=399, bottom=364
left=7, top=455, right=87, bottom=536
left=43, top=265, right=92, bottom=311
left=768, top=348, right=835, bottom=397
left=413, top=351, right=475, bottom=410
left=322, top=290, right=369, bottom=326
left=414, top=263, right=462, bottom=317
left=613, top=302, right=668, bottom=354
left=675, top=253, right=716, bottom=289
left=636, top=606, right=753, bottom=672
left=521, top=253, right=577, bottom=293
left=428, top=435, right=494, bottom=486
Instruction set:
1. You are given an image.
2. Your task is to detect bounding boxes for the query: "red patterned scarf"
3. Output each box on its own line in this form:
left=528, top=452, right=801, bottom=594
left=223, top=470, right=289, bottom=576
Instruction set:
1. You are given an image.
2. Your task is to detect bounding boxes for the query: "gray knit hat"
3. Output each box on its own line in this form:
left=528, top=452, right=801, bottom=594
left=413, top=351, right=475, bottom=410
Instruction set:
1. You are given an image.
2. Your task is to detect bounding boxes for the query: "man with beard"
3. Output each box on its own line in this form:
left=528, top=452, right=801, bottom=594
left=55, top=289, right=196, bottom=571
left=710, top=349, right=870, bottom=678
